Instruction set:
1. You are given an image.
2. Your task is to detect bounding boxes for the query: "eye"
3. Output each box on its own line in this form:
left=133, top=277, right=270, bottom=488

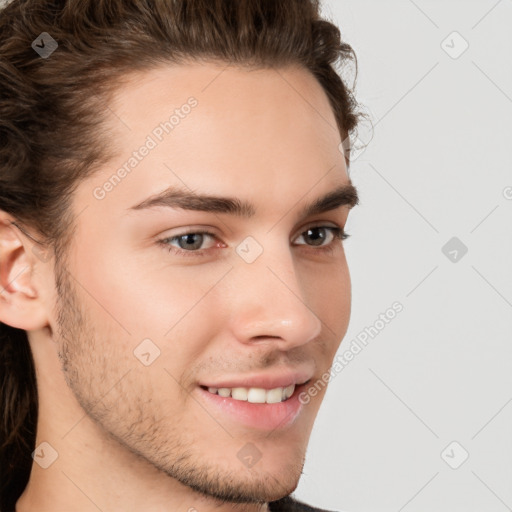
left=294, top=225, right=349, bottom=249
left=157, top=224, right=350, bottom=258
left=158, top=230, right=219, bottom=257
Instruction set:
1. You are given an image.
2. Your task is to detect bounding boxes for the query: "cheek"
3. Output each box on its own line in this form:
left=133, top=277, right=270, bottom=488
left=67, top=209, right=217, bottom=338
left=71, top=245, right=231, bottom=370
left=57, top=262, right=217, bottom=433
left=302, top=256, right=351, bottom=342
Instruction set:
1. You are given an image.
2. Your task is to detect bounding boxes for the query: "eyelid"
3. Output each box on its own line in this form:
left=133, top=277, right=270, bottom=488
left=292, top=221, right=343, bottom=240
left=158, top=221, right=342, bottom=244
left=157, top=221, right=348, bottom=258
left=161, top=219, right=343, bottom=236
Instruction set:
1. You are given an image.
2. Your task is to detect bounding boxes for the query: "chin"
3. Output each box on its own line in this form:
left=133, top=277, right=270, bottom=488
left=166, top=460, right=303, bottom=504
left=139, top=433, right=308, bottom=504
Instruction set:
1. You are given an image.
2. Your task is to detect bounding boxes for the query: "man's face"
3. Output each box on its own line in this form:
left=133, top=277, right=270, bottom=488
left=48, top=62, right=355, bottom=503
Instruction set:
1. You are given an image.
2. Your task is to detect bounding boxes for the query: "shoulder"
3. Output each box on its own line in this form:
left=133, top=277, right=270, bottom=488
left=268, top=495, right=339, bottom=512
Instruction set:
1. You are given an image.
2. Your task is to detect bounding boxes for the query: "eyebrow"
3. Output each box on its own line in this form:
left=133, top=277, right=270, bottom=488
left=128, top=182, right=359, bottom=218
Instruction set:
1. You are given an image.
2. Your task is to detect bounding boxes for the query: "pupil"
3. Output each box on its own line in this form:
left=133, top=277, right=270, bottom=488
left=179, top=233, right=202, bottom=250
left=306, top=228, right=325, bottom=246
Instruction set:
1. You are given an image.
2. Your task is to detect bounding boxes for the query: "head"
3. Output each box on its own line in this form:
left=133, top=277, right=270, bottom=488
left=0, top=0, right=362, bottom=510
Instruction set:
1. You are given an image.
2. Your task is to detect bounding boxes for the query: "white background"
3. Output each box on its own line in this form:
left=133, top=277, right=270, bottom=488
left=295, top=1, right=512, bottom=511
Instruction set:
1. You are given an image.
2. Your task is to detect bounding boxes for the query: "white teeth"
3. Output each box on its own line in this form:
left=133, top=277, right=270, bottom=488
left=231, top=387, right=248, bottom=401
left=266, top=387, right=284, bottom=404
left=206, top=384, right=296, bottom=403
left=247, top=388, right=267, bottom=403
left=283, top=384, right=295, bottom=399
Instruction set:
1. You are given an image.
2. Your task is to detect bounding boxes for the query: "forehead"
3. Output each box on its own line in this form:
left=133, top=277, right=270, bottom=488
left=75, top=61, right=349, bottom=220
left=109, top=60, right=338, bottom=128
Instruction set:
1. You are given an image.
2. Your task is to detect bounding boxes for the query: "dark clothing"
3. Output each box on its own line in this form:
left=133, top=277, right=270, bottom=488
left=269, top=495, right=337, bottom=512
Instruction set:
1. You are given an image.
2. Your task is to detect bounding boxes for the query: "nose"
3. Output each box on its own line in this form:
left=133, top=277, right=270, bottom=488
left=226, top=249, right=323, bottom=351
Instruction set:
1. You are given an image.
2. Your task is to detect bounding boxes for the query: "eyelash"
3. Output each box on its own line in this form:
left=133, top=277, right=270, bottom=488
left=157, top=224, right=350, bottom=258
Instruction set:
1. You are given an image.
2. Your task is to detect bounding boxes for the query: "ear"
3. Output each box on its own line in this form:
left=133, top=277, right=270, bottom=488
left=0, top=211, right=50, bottom=331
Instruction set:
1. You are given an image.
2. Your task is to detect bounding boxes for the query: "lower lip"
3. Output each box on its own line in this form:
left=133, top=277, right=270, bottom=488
left=196, top=385, right=306, bottom=431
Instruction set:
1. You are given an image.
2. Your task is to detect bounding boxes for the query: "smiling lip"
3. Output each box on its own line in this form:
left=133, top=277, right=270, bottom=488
left=198, top=368, right=313, bottom=390
left=196, top=381, right=310, bottom=431
left=195, top=367, right=314, bottom=431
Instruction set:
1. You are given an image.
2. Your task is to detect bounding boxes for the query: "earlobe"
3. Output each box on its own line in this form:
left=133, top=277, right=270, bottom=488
left=0, top=213, right=50, bottom=331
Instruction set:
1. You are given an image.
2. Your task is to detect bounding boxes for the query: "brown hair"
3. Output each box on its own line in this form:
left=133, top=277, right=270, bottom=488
left=0, top=0, right=362, bottom=508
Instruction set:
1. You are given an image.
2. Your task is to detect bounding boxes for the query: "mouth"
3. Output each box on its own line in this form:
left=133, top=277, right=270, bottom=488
left=196, top=378, right=312, bottom=431
left=199, top=381, right=309, bottom=404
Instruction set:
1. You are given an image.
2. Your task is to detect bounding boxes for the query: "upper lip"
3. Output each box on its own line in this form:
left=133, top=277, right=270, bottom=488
left=199, top=367, right=314, bottom=390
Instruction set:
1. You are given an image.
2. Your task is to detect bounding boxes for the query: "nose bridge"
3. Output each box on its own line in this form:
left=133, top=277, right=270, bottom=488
left=227, top=242, right=323, bottom=347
